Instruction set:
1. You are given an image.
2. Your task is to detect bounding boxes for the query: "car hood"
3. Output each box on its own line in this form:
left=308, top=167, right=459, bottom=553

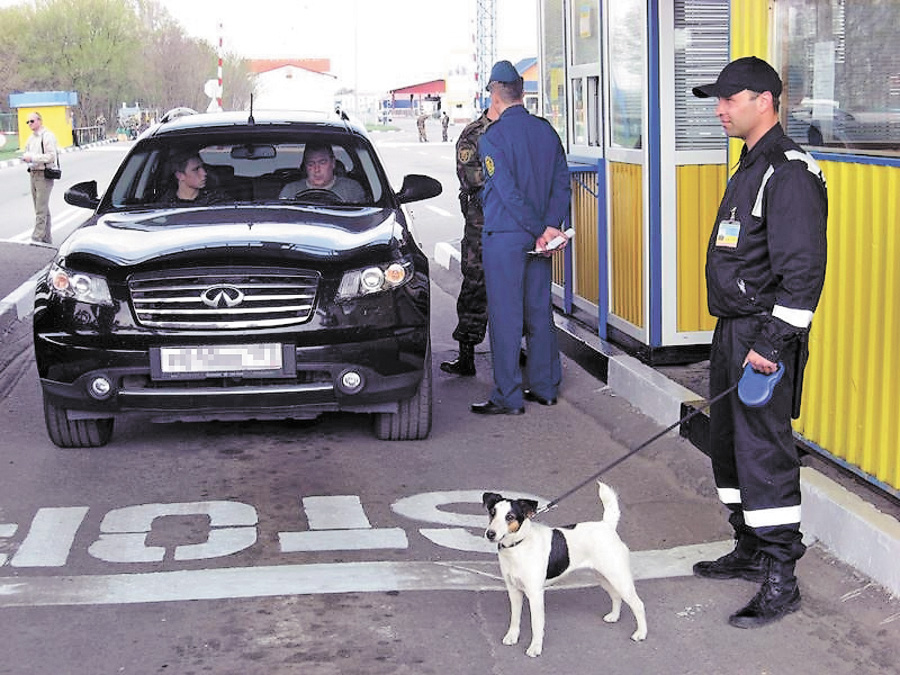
left=58, top=205, right=404, bottom=267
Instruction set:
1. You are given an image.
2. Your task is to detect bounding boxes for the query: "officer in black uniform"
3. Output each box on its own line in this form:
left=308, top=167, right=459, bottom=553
left=691, top=57, right=828, bottom=629
left=439, top=104, right=498, bottom=376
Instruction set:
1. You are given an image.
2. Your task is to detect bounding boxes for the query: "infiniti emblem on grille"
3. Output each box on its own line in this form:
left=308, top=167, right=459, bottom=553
left=201, top=285, right=245, bottom=308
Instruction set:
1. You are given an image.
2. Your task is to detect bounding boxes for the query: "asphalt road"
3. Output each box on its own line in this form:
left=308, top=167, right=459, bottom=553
left=0, top=117, right=897, bottom=675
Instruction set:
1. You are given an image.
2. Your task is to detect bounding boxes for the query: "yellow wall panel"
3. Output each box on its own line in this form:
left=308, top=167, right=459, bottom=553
left=609, top=162, right=643, bottom=327
left=730, top=0, right=770, bottom=60
left=729, top=1, right=771, bottom=163
left=570, top=171, right=600, bottom=303
left=795, top=162, right=900, bottom=490
left=676, top=164, right=726, bottom=333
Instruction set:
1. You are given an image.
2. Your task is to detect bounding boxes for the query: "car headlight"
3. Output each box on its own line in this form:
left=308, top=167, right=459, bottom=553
left=337, top=259, right=413, bottom=300
left=48, top=264, right=113, bottom=306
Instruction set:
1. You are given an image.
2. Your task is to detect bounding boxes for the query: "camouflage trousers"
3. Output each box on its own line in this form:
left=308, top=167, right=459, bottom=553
left=452, top=208, right=487, bottom=345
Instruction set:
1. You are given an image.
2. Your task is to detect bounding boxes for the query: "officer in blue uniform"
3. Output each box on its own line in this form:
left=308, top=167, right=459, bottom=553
left=470, top=60, right=571, bottom=415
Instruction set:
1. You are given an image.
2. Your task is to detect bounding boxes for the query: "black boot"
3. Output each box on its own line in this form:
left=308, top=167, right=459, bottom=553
left=693, top=535, right=767, bottom=582
left=440, top=342, right=476, bottom=376
left=728, top=556, right=801, bottom=629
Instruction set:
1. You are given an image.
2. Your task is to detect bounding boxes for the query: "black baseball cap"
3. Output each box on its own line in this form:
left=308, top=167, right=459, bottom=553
left=692, top=56, right=782, bottom=99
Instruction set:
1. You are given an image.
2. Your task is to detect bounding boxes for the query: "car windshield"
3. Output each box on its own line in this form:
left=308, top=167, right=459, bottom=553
left=108, top=132, right=387, bottom=209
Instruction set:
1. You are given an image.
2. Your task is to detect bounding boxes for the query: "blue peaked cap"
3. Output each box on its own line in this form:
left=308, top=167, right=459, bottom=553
left=487, top=60, right=520, bottom=90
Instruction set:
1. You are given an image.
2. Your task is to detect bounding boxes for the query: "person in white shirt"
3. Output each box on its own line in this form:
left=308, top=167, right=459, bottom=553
left=21, top=112, right=59, bottom=244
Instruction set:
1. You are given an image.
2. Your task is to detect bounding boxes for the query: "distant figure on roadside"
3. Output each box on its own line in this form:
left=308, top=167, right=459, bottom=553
left=21, top=112, right=59, bottom=245
left=162, top=150, right=228, bottom=205
left=441, top=111, right=450, bottom=142
left=417, top=113, right=428, bottom=142
left=280, top=142, right=366, bottom=203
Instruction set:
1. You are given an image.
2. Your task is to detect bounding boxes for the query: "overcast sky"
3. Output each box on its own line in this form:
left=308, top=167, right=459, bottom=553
left=154, top=0, right=538, bottom=92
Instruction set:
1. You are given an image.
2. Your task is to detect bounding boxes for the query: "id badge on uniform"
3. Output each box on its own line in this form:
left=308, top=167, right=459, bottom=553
left=715, top=208, right=741, bottom=249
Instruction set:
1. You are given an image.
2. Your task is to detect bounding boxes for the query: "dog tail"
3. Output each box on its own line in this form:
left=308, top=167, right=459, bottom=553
left=597, top=481, right=621, bottom=530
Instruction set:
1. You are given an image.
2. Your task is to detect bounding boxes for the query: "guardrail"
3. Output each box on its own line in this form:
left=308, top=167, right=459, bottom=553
left=72, top=125, right=106, bottom=146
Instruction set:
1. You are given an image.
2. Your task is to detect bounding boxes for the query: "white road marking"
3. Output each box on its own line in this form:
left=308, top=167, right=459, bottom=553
left=278, top=528, right=409, bottom=552
left=0, top=524, right=18, bottom=566
left=420, top=528, right=492, bottom=553
left=0, top=541, right=734, bottom=608
left=88, top=501, right=258, bottom=564
left=425, top=205, right=454, bottom=218
left=11, top=507, right=89, bottom=568
left=2, top=206, right=86, bottom=244
left=304, top=495, right=371, bottom=529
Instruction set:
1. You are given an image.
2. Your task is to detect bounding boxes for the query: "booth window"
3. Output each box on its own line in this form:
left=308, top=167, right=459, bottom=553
left=674, top=0, right=730, bottom=151
left=608, top=0, right=645, bottom=150
left=569, top=0, right=602, bottom=150
left=541, top=0, right=568, bottom=144
left=776, top=0, right=900, bottom=156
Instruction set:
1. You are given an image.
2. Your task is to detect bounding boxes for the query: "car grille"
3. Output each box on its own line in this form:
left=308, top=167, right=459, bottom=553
left=129, top=267, right=320, bottom=329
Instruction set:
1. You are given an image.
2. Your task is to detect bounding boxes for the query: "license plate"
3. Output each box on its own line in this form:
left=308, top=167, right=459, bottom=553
left=152, top=344, right=290, bottom=379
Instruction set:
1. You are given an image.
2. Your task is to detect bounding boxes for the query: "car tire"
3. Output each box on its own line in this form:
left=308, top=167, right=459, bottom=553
left=374, top=344, right=433, bottom=441
left=43, top=396, right=114, bottom=448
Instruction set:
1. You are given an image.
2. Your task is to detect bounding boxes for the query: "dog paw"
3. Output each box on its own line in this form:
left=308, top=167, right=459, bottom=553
left=630, top=629, right=647, bottom=642
left=603, top=611, right=621, bottom=623
left=502, top=631, right=519, bottom=646
left=525, top=643, right=542, bottom=658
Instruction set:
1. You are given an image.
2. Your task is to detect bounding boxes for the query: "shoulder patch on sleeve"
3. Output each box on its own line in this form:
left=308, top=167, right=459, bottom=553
left=484, top=155, right=495, bottom=177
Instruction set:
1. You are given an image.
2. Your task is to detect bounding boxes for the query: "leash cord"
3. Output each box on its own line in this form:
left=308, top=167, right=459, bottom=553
left=533, top=380, right=740, bottom=518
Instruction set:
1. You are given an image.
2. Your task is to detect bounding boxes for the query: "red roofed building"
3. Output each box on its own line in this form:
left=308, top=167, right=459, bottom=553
left=248, top=59, right=332, bottom=75
left=387, top=79, right=446, bottom=116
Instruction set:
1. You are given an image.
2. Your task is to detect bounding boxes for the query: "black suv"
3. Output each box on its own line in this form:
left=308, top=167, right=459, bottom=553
left=34, top=110, right=441, bottom=447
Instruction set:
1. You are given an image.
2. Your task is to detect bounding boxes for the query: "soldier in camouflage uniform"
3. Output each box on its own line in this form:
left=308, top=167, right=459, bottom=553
left=440, top=106, right=498, bottom=376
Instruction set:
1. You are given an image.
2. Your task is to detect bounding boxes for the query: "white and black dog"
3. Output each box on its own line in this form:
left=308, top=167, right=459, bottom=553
left=482, top=482, right=647, bottom=657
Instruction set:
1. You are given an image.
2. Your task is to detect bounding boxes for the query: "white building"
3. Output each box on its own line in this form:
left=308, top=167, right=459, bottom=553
left=249, top=59, right=337, bottom=113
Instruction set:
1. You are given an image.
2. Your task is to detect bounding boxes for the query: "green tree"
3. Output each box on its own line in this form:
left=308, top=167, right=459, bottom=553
left=1, top=0, right=251, bottom=130
left=18, top=0, right=141, bottom=126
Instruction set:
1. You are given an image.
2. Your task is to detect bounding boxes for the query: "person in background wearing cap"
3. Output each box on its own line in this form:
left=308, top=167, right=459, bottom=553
left=417, top=112, right=428, bottom=142
left=440, top=97, right=500, bottom=377
left=690, top=56, right=828, bottom=629
left=470, top=60, right=571, bottom=415
left=21, top=111, right=59, bottom=245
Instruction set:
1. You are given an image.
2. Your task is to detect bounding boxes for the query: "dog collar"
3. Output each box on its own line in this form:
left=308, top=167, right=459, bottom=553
left=498, top=539, right=524, bottom=550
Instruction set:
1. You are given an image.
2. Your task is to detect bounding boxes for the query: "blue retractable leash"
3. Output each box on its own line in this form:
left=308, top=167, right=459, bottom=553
left=533, top=362, right=784, bottom=517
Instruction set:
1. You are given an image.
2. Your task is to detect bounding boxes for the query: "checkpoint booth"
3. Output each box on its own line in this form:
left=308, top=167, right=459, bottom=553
left=538, top=0, right=900, bottom=496
left=9, top=90, right=78, bottom=151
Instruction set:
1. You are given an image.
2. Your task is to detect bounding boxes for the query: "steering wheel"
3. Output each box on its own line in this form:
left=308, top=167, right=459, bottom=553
left=293, top=188, right=344, bottom=205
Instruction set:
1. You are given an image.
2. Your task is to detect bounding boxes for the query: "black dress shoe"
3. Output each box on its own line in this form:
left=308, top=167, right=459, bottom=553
left=470, top=400, right=525, bottom=415
left=523, top=390, right=557, bottom=406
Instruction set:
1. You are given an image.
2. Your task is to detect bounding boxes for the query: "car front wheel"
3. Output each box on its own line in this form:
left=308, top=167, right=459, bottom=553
left=374, top=344, right=433, bottom=441
left=43, top=396, right=114, bottom=448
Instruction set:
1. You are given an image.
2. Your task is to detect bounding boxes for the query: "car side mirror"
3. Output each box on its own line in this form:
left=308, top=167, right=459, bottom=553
left=65, top=181, right=100, bottom=210
left=396, top=174, right=442, bottom=204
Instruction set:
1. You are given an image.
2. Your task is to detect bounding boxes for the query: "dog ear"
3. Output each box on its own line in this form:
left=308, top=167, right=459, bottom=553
left=520, top=499, right=539, bottom=518
left=483, top=492, right=504, bottom=510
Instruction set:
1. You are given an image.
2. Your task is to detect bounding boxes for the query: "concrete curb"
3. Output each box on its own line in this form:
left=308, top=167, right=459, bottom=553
left=433, top=241, right=460, bottom=274
left=0, top=271, right=42, bottom=335
left=434, top=240, right=900, bottom=597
